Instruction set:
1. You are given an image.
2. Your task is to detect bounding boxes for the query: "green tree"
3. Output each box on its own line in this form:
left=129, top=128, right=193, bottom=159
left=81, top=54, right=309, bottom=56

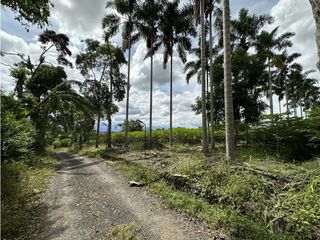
left=1, top=0, right=53, bottom=29
left=207, top=0, right=221, bottom=150
left=194, top=0, right=209, bottom=153
left=274, top=51, right=301, bottom=118
left=158, top=0, right=196, bottom=145
left=256, top=27, right=294, bottom=114
left=222, top=0, right=235, bottom=161
left=1, top=30, right=72, bottom=76
left=136, top=0, right=163, bottom=148
left=10, top=67, right=29, bottom=99
left=102, top=0, right=140, bottom=146
left=119, top=120, right=144, bottom=132
left=76, top=39, right=126, bottom=148
left=0, top=93, right=36, bottom=160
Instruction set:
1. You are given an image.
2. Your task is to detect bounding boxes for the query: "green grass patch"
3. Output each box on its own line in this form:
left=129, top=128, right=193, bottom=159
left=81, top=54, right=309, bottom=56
left=115, top=161, right=292, bottom=240
left=1, top=155, right=57, bottom=239
left=105, top=222, right=142, bottom=240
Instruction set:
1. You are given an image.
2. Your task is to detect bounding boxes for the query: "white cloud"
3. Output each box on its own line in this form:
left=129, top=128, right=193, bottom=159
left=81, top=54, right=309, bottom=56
left=268, top=0, right=319, bottom=77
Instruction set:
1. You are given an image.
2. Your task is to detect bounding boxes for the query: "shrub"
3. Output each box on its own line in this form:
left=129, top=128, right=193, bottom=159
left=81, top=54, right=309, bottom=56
left=1, top=112, right=36, bottom=160
left=53, top=138, right=71, bottom=148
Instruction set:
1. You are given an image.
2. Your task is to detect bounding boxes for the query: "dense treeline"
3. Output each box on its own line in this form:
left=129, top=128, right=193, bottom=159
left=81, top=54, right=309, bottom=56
left=2, top=2, right=319, bottom=161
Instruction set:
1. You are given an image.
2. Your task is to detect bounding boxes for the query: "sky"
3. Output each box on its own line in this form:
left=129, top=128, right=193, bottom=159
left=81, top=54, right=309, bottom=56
left=1, top=0, right=319, bottom=131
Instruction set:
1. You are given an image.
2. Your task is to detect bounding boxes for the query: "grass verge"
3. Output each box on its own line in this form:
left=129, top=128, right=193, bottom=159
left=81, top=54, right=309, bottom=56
left=1, top=154, right=57, bottom=239
left=115, top=160, right=293, bottom=240
left=72, top=144, right=320, bottom=239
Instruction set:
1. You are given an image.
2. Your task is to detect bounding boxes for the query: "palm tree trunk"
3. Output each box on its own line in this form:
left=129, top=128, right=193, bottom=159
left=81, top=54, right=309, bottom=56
left=125, top=36, right=131, bottom=147
left=200, top=0, right=209, bottom=154
left=300, top=101, right=303, bottom=118
left=209, top=12, right=215, bottom=150
left=279, top=98, right=282, bottom=114
left=268, top=57, right=273, bottom=114
left=169, top=46, right=173, bottom=146
left=285, top=77, right=289, bottom=119
left=223, top=0, right=235, bottom=162
left=309, top=0, right=320, bottom=70
left=207, top=70, right=210, bottom=140
left=149, top=35, right=154, bottom=149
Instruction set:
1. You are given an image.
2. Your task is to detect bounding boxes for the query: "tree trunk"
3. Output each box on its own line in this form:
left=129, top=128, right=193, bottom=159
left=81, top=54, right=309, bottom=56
left=285, top=77, right=289, bottom=119
left=223, top=0, right=235, bottom=162
left=300, top=101, right=303, bottom=118
left=95, top=110, right=101, bottom=148
left=125, top=36, right=131, bottom=147
left=268, top=57, right=273, bottom=114
left=309, top=0, right=320, bottom=70
left=149, top=35, right=154, bottom=149
left=279, top=98, right=282, bottom=114
left=207, top=70, right=210, bottom=140
left=209, top=12, right=215, bottom=150
left=200, top=0, right=209, bottom=154
left=169, top=47, right=173, bottom=146
left=107, top=69, right=113, bottom=148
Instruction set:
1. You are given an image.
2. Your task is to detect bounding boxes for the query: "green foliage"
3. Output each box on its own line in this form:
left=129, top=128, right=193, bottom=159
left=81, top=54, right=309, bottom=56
left=251, top=114, right=320, bottom=160
left=26, top=65, right=67, bottom=99
left=115, top=161, right=291, bottom=240
left=1, top=112, right=36, bottom=160
left=269, top=176, right=320, bottom=239
left=83, top=143, right=317, bottom=239
left=1, top=155, right=56, bottom=239
left=118, top=120, right=144, bottom=132
left=1, top=0, right=52, bottom=29
left=53, top=138, right=71, bottom=149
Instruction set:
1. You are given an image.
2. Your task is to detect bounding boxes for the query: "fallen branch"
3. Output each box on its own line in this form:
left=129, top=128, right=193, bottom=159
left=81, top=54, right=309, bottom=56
left=231, top=165, right=289, bottom=182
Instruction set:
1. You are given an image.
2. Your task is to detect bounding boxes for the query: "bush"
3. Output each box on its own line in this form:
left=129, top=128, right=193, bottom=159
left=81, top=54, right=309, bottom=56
left=250, top=115, right=320, bottom=161
left=53, top=138, right=71, bottom=148
left=1, top=112, right=36, bottom=160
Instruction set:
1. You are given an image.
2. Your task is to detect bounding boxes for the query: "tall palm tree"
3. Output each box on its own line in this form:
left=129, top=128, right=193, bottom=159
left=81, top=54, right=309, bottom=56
left=222, top=0, right=235, bottom=161
left=136, top=0, right=163, bottom=148
left=274, top=51, right=301, bottom=118
left=158, top=1, right=196, bottom=145
left=309, top=0, right=320, bottom=70
left=256, top=27, right=294, bottom=115
left=207, top=0, right=221, bottom=150
left=303, top=75, right=320, bottom=115
left=194, top=0, right=209, bottom=153
left=102, top=0, right=140, bottom=147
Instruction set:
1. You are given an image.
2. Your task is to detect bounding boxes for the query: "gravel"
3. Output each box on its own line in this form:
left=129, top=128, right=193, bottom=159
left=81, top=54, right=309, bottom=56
left=28, top=152, right=213, bottom=240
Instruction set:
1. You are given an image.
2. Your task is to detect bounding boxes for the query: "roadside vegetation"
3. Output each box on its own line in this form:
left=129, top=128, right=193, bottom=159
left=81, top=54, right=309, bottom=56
left=1, top=155, right=56, bottom=239
left=75, top=138, right=320, bottom=240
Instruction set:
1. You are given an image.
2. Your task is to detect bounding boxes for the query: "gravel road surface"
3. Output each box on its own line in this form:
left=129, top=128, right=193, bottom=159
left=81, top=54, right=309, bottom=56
left=29, top=153, right=213, bottom=240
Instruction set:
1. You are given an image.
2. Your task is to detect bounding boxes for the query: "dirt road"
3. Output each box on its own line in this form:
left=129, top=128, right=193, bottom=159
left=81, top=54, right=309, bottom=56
left=29, top=153, right=212, bottom=240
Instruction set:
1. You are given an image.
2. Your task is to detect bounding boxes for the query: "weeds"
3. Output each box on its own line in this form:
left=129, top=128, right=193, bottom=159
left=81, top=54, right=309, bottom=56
left=105, top=222, right=142, bottom=240
left=1, top=155, right=56, bottom=239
